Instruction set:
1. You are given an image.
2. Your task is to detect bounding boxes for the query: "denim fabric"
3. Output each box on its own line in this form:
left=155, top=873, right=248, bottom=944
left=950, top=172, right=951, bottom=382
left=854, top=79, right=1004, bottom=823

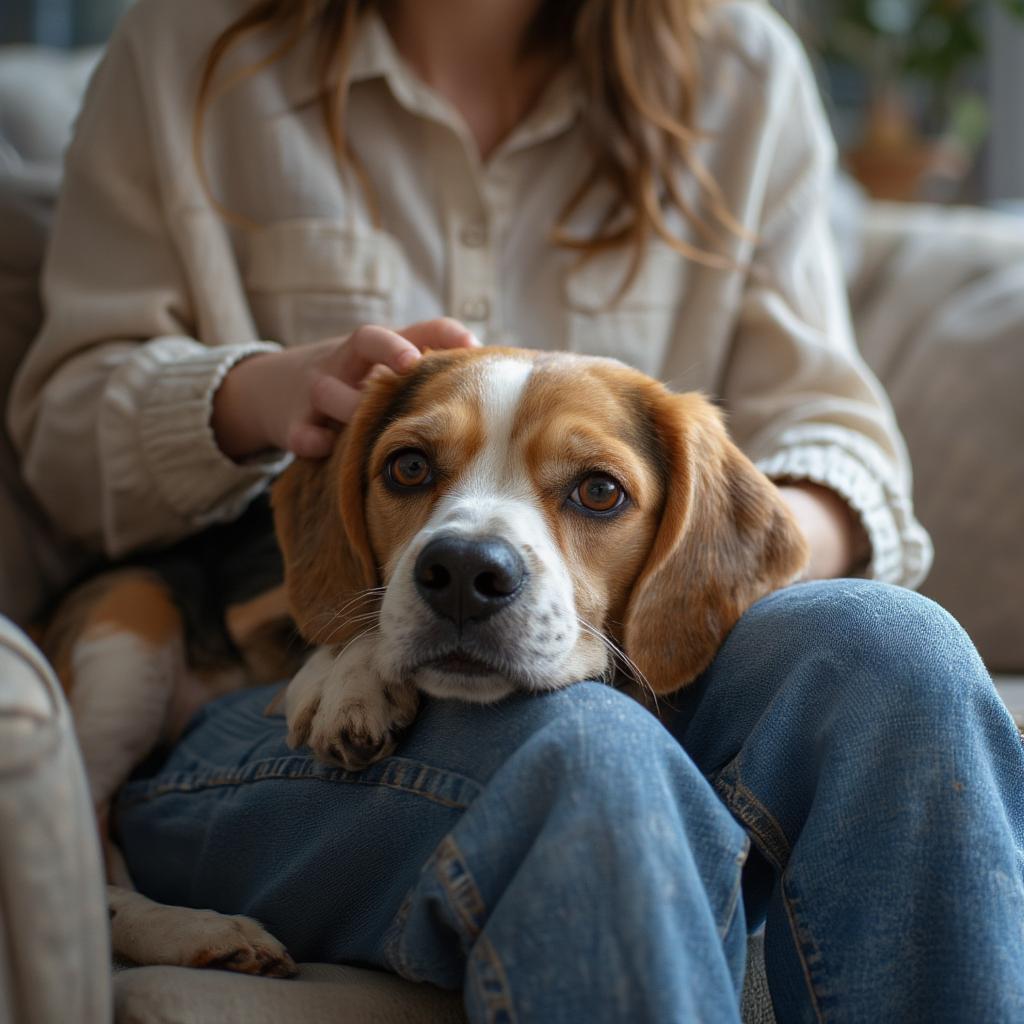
left=115, top=580, right=1024, bottom=1023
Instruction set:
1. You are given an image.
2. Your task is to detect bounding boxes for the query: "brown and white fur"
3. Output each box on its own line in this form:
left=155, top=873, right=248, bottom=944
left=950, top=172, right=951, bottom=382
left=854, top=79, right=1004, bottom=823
left=273, top=347, right=808, bottom=771
left=41, top=570, right=301, bottom=976
left=44, top=345, right=806, bottom=978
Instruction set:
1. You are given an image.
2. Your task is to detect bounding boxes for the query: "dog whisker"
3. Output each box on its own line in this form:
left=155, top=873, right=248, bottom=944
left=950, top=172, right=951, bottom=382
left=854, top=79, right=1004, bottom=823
left=332, top=624, right=383, bottom=664
left=576, top=616, right=660, bottom=711
left=339, top=612, right=382, bottom=626
left=307, top=587, right=386, bottom=623
left=305, top=589, right=386, bottom=638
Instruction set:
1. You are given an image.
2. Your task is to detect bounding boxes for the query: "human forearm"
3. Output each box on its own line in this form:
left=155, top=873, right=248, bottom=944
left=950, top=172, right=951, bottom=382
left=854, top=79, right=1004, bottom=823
left=211, top=350, right=279, bottom=461
left=777, top=482, right=870, bottom=580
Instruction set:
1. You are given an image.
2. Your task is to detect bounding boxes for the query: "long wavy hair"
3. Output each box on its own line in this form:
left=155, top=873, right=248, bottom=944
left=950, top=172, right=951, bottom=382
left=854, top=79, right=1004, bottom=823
left=194, top=0, right=744, bottom=292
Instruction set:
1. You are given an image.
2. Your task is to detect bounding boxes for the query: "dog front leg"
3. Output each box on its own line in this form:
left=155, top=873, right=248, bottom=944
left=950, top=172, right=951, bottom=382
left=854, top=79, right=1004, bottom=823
left=108, top=882, right=297, bottom=977
left=68, top=627, right=183, bottom=808
left=285, top=642, right=419, bottom=771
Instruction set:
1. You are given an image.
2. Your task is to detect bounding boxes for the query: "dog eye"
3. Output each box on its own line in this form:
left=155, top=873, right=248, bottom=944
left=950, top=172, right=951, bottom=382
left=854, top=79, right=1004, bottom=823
left=387, top=449, right=432, bottom=489
left=569, top=473, right=627, bottom=514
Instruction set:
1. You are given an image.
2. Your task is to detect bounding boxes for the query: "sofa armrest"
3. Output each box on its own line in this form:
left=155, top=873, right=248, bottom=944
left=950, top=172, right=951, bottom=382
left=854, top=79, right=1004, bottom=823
left=0, top=616, right=110, bottom=1024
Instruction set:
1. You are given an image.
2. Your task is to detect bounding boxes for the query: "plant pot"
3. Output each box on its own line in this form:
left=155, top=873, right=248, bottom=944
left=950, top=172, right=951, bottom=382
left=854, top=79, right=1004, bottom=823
left=844, top=91, right=969, bottom=201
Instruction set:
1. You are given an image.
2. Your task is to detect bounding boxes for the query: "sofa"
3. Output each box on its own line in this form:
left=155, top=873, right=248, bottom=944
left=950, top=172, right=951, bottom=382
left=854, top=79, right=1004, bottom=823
left=1, top=44, right=1022, bottom=1024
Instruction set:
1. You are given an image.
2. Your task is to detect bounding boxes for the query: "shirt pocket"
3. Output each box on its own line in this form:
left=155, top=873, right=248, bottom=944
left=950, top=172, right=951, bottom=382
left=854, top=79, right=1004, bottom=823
left=244, top=219, right=407, bottom=346
left=564, top=242, right=685, bottom=378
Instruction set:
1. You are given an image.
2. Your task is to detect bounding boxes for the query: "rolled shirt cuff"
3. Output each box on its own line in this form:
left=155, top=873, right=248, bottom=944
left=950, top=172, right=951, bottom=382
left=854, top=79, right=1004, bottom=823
left=103, top=339, right=291, bottom=554
left=755, top=425, right=933, bottom=589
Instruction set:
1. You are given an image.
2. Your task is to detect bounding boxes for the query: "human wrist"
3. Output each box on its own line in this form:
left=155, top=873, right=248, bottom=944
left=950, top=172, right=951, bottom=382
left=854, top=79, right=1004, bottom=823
left=212, top=350, right=279, bottom=460
left=777, top=482, right=868, bottom=580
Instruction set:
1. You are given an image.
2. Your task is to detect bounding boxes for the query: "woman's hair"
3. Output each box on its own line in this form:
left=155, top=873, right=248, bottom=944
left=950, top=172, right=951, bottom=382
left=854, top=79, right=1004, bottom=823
left=195, top=0, right=743, bottom=292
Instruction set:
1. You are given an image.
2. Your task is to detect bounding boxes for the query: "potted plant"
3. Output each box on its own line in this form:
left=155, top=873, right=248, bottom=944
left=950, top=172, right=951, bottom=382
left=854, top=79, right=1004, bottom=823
left=823, top=0, right=1024, bottom=200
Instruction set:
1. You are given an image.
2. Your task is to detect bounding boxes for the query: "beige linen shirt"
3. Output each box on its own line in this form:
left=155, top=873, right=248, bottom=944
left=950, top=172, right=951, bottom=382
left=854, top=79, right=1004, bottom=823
left=8, top=0, right=932, bottom=585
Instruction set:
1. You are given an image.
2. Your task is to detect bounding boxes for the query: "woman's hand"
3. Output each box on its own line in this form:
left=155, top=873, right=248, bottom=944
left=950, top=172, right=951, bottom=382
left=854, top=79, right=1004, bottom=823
left=213, top=318, right=479, bottom=460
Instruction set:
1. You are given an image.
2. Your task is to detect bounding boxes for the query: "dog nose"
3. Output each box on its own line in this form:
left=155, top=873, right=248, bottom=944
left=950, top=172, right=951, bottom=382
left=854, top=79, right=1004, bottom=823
left=415, top=534, right=526, bottom=627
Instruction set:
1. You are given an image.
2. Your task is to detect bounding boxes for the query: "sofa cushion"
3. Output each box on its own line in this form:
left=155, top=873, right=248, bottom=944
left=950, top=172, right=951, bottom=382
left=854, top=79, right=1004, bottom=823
left=0, top=616, right=111, bottom=1024
left=0, top=45, right=100, bottom=171
left=111, top=934, right=776, bottom=1024
left=113, top=962, right=466, bottom=1024
left=850, top=202, right=1024, bottom=673
left=0, top=182, right=90, bottom=623
left=0, top=47, right=101, bottom=623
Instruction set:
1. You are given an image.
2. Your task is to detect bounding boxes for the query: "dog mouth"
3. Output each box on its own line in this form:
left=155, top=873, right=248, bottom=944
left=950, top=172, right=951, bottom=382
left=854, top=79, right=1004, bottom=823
left=420, top=649, right=505, bottom=677
left=411, top=645, right=528, bottom=703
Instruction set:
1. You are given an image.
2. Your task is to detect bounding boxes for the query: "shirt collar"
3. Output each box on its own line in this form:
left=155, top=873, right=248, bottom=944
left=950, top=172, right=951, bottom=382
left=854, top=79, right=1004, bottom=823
left=285, top=10, right=584, bottom=156
left=346, top=9, right=400, bottom=85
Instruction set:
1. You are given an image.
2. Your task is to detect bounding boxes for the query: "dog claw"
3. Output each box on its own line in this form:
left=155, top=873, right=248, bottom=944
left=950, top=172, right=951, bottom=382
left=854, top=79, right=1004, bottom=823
left=327, top=730, right=396, bottom=771
left=179, top=913, right=298, bottom=979
left=286, top=696, right=320, bottom=749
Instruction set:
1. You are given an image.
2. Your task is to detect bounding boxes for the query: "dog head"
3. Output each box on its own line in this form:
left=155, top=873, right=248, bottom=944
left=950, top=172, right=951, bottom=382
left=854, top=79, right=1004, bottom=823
left=272, top=347, right=808, bottom=702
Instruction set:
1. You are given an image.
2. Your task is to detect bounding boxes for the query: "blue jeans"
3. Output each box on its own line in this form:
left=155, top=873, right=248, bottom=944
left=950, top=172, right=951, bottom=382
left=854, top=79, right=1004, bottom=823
left=115, top=580, right=1024, bottom=1022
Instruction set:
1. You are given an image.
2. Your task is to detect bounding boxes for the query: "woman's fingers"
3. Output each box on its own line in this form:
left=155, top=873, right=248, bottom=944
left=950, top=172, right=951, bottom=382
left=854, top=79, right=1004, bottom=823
left=286, top=421, right=337, bottom=459
left=336, top=324, right=425, bottom=383
left=216, top=320, right=480, bottom=462
left=299, top=319, right=481, bottom=454
left=309, top=373, right=363, bottom=425
left=334, top=319, right=480, bottom=385
left=399, top=317, right=480, bottom=352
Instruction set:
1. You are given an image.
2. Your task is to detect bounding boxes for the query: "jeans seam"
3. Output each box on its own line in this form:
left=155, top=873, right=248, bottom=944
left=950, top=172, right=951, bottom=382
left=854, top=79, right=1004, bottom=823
left=430, top=835, right=520, bottom=1019
left=382, top=884, right=422, bottom=982
left=712, top=758, right=791, bottom=870
left=383, top=834, right=518, bottom=1024
left=381, top=834, right=490, bottom=982
left=435, top=835, right=486, bottom=941
left=116, top=754, right=481, bottom=812
left=780, top=873, right=829, bottom=1024
left=715, top=759, right=831, bottom=1022
left=470, top=931, right=519, bottom=1024
left=719, top=833, right=751, bottom=941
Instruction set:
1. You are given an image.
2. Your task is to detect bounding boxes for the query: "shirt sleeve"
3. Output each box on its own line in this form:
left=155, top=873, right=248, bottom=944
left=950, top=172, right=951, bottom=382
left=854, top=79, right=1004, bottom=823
left=6, top=11, right=290, bottom=558
left=718, top=18, right=932, bottom=588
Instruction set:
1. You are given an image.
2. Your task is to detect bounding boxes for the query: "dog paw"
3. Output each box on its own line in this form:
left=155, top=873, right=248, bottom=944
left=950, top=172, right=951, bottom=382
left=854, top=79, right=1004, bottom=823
left=186, top=912, right=298, bottom=978
left=316, top=698, right=401, bottom=770
left=285, top=645, right=418, bottom=770
left=308, top=687, right=412, bottom=771
left=110, top=889, right=297, bottom=978
left=284, top=647, right=334, bottom=750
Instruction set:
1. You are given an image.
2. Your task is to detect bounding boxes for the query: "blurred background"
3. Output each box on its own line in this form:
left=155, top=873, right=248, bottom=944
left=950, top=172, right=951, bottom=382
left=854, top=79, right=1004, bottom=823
left=795, top=0, right=1024, bottom=209
left=3, top=0, right=1022, bottom=209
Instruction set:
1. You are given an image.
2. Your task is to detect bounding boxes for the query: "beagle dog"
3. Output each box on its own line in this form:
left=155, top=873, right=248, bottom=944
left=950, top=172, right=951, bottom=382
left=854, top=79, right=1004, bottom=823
left=273, top=346, right=808, bottom=770
left=42, top=344, right=806, bottom=979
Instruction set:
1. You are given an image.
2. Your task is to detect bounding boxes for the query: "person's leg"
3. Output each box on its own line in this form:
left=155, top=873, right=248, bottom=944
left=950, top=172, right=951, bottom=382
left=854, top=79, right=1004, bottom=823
left=116, top=680, right=749, bottom=1024
left=665, top=578, right=1024, bottom=1023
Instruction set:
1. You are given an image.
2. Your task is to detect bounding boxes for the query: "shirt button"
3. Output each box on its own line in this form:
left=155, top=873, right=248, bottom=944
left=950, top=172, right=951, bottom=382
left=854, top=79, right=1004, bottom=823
left=459, top=297, right=491, bottom=322
left=459, top=223, right=487, bottom=248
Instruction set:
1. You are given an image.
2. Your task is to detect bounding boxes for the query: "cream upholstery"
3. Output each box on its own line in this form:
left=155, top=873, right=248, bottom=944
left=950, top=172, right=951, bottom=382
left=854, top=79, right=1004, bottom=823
left=0, top=617, right=110, bottom=1024
left=113, top=963, right=465, bottom=1024
left=852, top=202, right=1024, bottom=673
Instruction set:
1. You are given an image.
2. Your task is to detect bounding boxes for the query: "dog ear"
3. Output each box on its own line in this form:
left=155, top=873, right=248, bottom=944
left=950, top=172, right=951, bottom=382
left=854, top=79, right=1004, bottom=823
left=623, top=392, right=809, bottom=694
left=271, top=377, right=402, bottom=647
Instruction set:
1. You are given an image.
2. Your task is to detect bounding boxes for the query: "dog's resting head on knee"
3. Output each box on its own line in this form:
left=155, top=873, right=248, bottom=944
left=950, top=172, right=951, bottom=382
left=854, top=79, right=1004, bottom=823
left=272, top=348, right=807, bottom=762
